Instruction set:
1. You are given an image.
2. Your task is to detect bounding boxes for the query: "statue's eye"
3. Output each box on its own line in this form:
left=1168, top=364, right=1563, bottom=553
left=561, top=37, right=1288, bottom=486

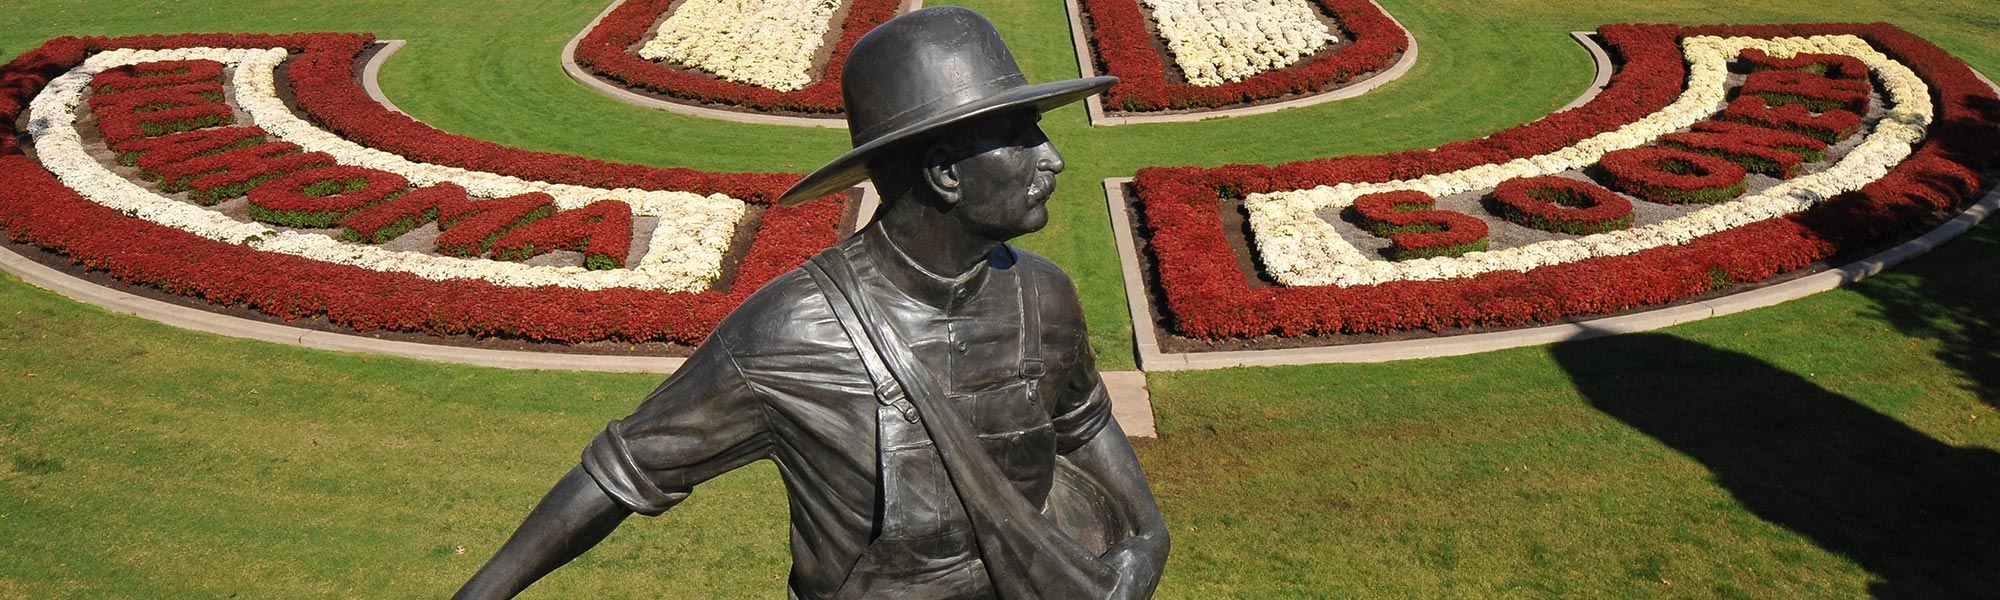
left=1019, top=127, right=1046, bottom=147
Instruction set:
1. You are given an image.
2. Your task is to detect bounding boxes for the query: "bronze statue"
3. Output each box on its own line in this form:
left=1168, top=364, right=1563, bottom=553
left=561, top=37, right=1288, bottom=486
left=453, top=6, right=1168, bottom=599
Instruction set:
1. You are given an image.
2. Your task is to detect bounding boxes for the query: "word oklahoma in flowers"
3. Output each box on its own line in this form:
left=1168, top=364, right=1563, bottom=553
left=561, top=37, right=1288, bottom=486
left=1132, top=23, right=1999, bottom=341
left=0, top=33, right=847, bottom=346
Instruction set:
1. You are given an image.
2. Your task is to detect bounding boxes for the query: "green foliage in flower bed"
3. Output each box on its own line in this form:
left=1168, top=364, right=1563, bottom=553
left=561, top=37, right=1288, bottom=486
left=134, top=113, right=228, bottom=137
left=340, top=207, right=438, bottom=243
left=1391, top=237, right=1489, bottom=260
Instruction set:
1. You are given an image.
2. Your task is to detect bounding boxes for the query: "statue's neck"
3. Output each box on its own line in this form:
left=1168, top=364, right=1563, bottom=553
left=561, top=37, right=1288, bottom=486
left=862, top=201, right=1006, bottom=309
left=869, top=200, right=1001, bottom=279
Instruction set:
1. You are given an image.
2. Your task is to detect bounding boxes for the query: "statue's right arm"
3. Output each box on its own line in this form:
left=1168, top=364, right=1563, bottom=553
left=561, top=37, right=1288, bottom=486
left=451, top=465, right=633, bottom=600
left=450, top=285, right=787, bottom=599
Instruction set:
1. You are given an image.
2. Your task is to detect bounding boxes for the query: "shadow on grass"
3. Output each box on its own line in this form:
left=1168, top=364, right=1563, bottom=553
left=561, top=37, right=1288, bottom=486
left=1848, top=215, right=2000, bottom=411
left=1845, top=94, right=2000, bottom=410
left=1551, top=332, right=2000, bottom=599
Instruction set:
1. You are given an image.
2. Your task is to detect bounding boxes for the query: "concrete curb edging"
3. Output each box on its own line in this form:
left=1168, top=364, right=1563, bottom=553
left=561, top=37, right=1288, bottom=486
left=1559, top=31, right=1616, bottom=112
left=1064, top=0, right=1419, bottom=127
left=0, top=244, right=688, bottom=373
left=360, top=39, right=409, bottom=115
left=1103, top=177, right=2000, bottom=371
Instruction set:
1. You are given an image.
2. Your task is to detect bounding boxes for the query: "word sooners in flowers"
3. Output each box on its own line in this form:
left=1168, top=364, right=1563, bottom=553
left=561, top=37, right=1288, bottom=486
left=1244, top=34, right=1931, bottom=288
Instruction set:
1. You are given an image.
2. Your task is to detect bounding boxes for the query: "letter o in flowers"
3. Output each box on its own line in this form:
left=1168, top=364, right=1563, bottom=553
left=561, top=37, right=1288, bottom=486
left=1488, top=176, right=1633, bottom=235
left=1598, top=146, right=1749, bottom=205
left=246, top=165, right=410, bottom=228
left=1349, top=190, right=1489, bottom=260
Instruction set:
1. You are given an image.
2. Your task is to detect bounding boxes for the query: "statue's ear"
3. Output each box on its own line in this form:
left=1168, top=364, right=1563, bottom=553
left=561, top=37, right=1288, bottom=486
left=922, top=143, right=961, bottom=206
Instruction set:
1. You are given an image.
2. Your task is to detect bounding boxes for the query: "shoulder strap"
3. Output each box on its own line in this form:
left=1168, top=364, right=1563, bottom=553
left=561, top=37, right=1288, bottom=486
left=804, top=250, right=1116, bottom=600
left=803, top=258, right=917, bottom=424
left=1016, top=254, right=1045, bottom=406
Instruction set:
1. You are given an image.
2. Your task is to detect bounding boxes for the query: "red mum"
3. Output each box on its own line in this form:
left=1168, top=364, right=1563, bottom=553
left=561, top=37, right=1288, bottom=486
left=246, top=165, right=411, bottom=228
left=491, top=200, right=635, bottom=270
left=1488, top=176, right=1634, bottom=235
left=1599, top=147, right=1749, bottom=205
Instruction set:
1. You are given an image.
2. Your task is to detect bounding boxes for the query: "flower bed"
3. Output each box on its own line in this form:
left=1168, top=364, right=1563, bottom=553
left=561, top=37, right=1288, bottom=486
left=636, top=0, right=843, bottom=92
left=572, top=0, right=901, bottom=114
left=1597, top=146, right=1749, bottom=205
left=1720, top=94, right=1865, bottom=143
left=1130, top=23, right=1999, bottom=341
left=246, top=165, right=412, bottom=228
left=88, top=79, right=232, bottom=143
left=1487, top=176, right=1634, bottom=235
left=1741, top=68, right=1872, bottom=114
left=1348, top=191, right=1488, bottom=259
left=1143, top=0, right=1338, bottom=87
left=36, top=47, right=750, bottom=291
left=1241, top=32, right=1908, bottom=287
left=0, top=33, right=849, bottom=345
left=491, top=200, right=634, bottom=270
left=1658, top=121, right=1828, bottom=178
left=1079, top=0, right=1406, bottom=112
left=1739, top=48, right=1870, bottom=79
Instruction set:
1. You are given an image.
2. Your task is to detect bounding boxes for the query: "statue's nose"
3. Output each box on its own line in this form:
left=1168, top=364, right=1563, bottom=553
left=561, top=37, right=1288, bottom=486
left=1036, top=139, right=1065, bottom=174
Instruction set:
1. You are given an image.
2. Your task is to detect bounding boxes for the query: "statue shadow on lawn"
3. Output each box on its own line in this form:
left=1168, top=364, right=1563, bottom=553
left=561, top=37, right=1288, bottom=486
left=1550, top=331, right=2000, bottom=599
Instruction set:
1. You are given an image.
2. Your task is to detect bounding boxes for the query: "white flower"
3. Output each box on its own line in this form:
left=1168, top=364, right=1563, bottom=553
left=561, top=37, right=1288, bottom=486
left=1145, top=0, right=1336, bottom=86
left=637, top=0, right=842, bottom=92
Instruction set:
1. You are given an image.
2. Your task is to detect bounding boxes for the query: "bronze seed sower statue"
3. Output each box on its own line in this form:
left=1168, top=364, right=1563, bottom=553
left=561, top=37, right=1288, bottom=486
left=454, top=6, right=1169, bottom=599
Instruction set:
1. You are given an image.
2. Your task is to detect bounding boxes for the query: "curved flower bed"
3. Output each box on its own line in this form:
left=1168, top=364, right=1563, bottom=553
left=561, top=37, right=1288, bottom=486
left=572, top=0, right=901, bottom=114
left=1080, top=0, right=1406, bottom=112
left=1244, top=32, right=1921, bottom=287
left=36, top=46, right=747, bottom=291
left=1488, top=176, right=1633, bottom=235
left=0, top=33, right=848, bottom=345
left=1131, top=23, right=1999, bottom=340
left=1740, top=48, right=1870, bottom=79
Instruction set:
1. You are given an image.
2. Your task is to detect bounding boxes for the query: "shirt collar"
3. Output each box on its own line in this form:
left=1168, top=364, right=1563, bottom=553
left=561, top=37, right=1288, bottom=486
left=863, top=226, right=1003, bottom=311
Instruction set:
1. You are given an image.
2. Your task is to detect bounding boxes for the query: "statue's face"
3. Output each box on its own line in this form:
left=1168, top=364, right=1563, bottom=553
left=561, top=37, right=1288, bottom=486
left=942, top=110, right=1064, bottom=241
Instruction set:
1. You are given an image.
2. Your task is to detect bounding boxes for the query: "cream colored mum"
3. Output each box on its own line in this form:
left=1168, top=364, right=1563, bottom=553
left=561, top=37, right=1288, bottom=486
left=1146, top=0, right=1337, bottom=86
left=639, top=0, right=843, bottom=92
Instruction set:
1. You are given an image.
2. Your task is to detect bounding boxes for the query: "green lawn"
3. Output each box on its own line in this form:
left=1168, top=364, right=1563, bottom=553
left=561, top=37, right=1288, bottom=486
left=3, top=0, right=1999, bottom=597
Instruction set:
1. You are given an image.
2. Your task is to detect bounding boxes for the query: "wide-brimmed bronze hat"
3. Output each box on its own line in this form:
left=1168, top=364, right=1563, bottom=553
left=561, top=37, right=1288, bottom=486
left=776, top=6, right=1115, bottom=205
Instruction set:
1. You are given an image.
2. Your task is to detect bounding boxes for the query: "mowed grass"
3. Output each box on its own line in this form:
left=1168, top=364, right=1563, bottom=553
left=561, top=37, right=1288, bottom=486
left=2, top=0, right=2000, bottom=597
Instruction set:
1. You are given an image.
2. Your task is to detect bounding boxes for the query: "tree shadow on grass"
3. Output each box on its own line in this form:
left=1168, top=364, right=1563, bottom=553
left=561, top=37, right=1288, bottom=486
left=1551, top=332, right=2000, bottom=599
left=1847, top=205, right=2000, bottom=412
left=1846, top=94, right=2000, bottom=410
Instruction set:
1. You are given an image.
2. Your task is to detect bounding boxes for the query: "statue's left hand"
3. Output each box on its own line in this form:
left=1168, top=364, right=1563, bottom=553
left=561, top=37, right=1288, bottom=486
left=1102, top=531, right=1169, bottom=600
